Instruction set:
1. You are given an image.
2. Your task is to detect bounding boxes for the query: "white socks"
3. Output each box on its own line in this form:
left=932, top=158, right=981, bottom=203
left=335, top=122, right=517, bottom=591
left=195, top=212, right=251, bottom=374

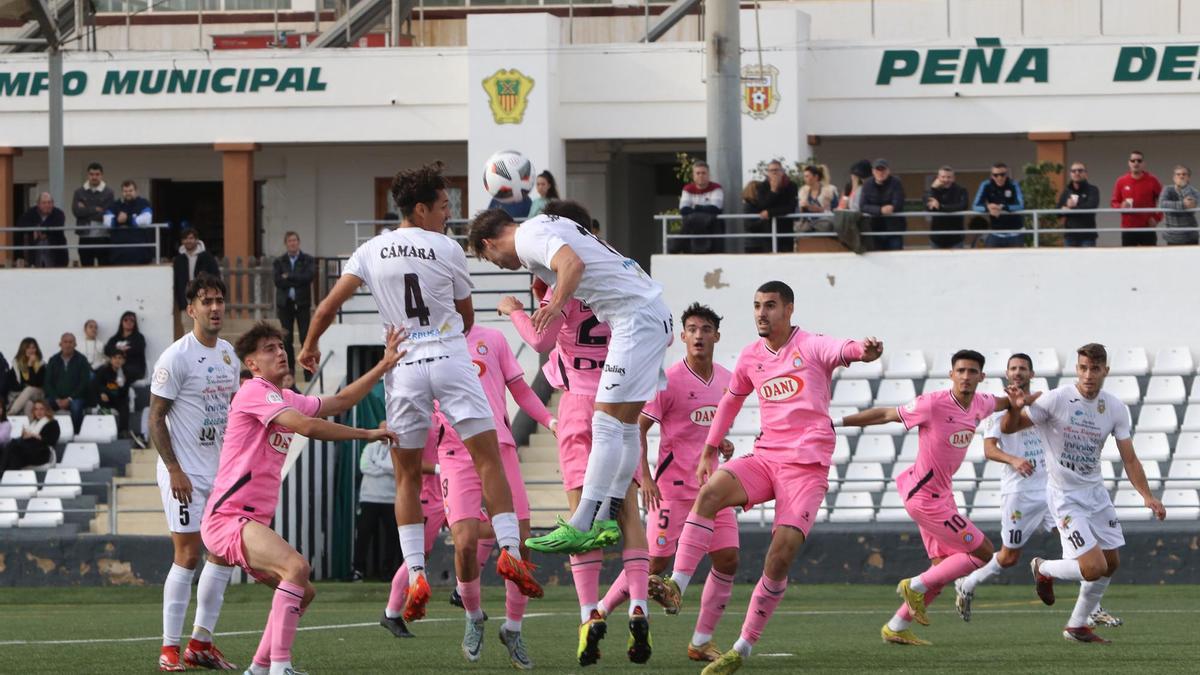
left=1040, top=558, right=1085, bottom=581
left=580, top=604, right=598, bottom=623
left=909, top=576, right=929, bottom=593
left=608, top=422, right=642, bottom=503
left=192, top=562, right=234, bottom=640
left=491, top=512, right=522, bottom=560
left=1068, top=576, right=1111, bottom=628
left=962, top=557, right=1003, bottom=594
left=630, top=599, right=649, bottom=617
left=732, top=637, right=753, bottom=658
left=268, top=661, right=293, bottom=675
left=887, top=613, right=912, bottom=632
left=569, top=412, right=626, bottom=532
left=691, top=631, right=713, bottom=647
left=671, top=571, right=693, bottom=596
left=162, top=564, right=195, bottom=647
left=397, top=524, right=426, bottom=585
left=503, top=618, right=523, bottom=633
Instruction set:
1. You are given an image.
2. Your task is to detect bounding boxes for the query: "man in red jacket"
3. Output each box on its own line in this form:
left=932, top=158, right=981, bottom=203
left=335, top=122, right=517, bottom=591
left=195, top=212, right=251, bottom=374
left=1110, top=150, right=1162, bottom=247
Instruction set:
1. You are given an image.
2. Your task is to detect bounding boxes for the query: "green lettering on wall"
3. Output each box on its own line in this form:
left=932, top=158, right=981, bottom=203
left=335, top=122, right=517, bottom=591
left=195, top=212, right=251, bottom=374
left=962, top=46, right=1005, bottom=83
left=1114, top=46, right=1156, bottom=81
left=103, top=70, right=138, bottom=94
left=140, top=70, right=167, bottom=94
left=277, top=68, right=304, bottom=92
left=876, top=50, right=920, bottom=85
left=306, top=67, right=327, bottom=91
left=29, top=71, right=49, bottom=96
left=212, top=68, right=236, bottom=93
left=0, top=72, right=30, bottom=96
left=920, top=49, right=961, bottom=84
left=1005, top=48, right=1047, bottom=83
left=249, top=68, right=278, bottom=92
left=1157, top=45, right=1197, bottom=81
left=63, top=71, right=87, bottom=96
left=168, top=69, right=197, bottom=93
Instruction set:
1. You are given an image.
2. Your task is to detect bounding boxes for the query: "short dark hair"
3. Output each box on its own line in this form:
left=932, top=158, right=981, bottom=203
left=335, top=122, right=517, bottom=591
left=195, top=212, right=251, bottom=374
left=803, top=165, right=824, bottom=181
left=951, top=349, right=986, bottom=370
left=540, top=199, right=593, bottom=229
left=284, top=231, right=300, bottom=242
left=1130, top=150, right=1144, bottom=158
left=1077, top=343, right=1108, bottom=364
left=693, top=160, right=709, bottom=170
left=467, top=208, right=516, bottom=257
left=992, top=162, right=1008, bottom=170
left=756, top=280, right=794, bottom=305
left=391, top=161, right=447, bottom=219
left=681, top=302, right=722, bottom=331
left=235, top=321, right=286, bottom=363
left=121, top=179, right=137, bottom=189
left=185, top=273, right=227, bottom=304
left=1008, top=352, right=1034, bottom=370
left=87, top=162, right=103, bottom=173
left=180, top=227, right=199, bottom=240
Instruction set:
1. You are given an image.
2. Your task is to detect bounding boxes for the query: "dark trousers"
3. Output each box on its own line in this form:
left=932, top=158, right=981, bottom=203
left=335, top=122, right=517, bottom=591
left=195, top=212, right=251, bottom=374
left=78, top=236, right=109, bottom=267
left=278, top=299, right=311, bottom=373
left=1122, top=229, right=1158, bottom=246
left=1, top=440, right=53, bottom=475
left=353, top=501, right=399, bottom=579
left=48, top=397, right=86, bottom=434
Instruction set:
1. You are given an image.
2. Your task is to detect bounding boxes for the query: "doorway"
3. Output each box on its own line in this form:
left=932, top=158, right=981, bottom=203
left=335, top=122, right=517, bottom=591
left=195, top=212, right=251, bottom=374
left=150, top=180, right=225, bottom=258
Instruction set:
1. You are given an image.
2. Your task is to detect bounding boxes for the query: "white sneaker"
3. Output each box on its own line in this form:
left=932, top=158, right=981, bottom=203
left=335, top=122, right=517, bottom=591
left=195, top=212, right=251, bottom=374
left=954, top=578, right=973, bottom=622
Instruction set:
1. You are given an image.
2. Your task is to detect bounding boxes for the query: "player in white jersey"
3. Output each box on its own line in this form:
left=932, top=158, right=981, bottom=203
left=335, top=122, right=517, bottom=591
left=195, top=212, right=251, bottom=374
left=953, top=353, right=1055, bottom=621
left=1003, top=343, right=1165, bottom=644
left=469, top=204, right=673, bottom=557
left=299, top=162, right=541, bottom=625
left=148, top=275, right=240, bottom=671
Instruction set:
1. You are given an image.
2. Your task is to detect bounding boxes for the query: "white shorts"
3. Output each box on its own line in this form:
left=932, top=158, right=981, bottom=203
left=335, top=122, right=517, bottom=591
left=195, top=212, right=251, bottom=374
left=1048, top=482, right=1125, bottom=559
left=596, top=297, right=672, bottom=404
left=998, top=490, right=1055, bottom=549
left=385, top=349, right=493, bottom=448
left=157, top=463, right=213, bottom=534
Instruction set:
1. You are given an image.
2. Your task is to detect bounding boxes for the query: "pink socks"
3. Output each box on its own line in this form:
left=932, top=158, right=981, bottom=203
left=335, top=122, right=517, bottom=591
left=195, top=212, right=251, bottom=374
left=738, top=575, right=787, bottom=645
left=600, top=570, right=629, bottom=615
left=670, top=515, right=715, bottom=594
left=269, top=581, right=305, bottom=664
left=457, top=577, right=483, bottom=620
left=623, top=549, right=651, bottom=616
left=570, top=549, right=604, bottom=618
left=917, top=552, right=982, bottom=592
left=696, top=569, right=734, bottom=637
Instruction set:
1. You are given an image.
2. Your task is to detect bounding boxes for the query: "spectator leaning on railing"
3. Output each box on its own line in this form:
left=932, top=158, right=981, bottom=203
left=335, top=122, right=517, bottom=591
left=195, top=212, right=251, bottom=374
left=840, top=159, right=872, bottom=211
left=17, top=192, right=68, bottom=268
left=923, top=165, right=970, bottom=249
left=973, top=162, right=1025, bottom=248
left=858, top=158, right=906, bottom=251
left=796, top=164, right=835, bottom=234
left=1056, top=162, right=1101, bottom=247
left=745, top=160, right=800, bottom=252
left=104, top=180, right=154, bottom=265
left=678, top=160, right=725, bottom=254
left=72, top=162, right=115, bottom=267
left=44, top=332, right=90, bottom=435
left=1111, top=150, right=1162, bottom=247
left=1157, top=165, right=1199, bottom=246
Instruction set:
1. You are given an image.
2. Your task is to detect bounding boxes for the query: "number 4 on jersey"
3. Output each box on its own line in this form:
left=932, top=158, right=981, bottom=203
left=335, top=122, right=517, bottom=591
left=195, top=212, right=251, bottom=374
left=403, top=273, right=431, bottom=326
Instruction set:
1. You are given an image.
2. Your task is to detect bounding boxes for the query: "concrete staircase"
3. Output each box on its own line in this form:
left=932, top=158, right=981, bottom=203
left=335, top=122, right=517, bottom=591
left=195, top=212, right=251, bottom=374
left=521, top=391, right=568, bottom=529
left=90, top=448, right=167, bottom=535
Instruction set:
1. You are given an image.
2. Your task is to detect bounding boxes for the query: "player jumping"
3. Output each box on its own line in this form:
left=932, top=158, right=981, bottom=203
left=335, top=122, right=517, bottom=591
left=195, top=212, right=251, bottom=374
left=149, top=274, right=240, bottom=672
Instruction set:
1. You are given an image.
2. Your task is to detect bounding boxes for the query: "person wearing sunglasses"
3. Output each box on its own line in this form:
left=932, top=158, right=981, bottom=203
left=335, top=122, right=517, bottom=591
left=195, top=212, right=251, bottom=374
left=1110, top=151, right=1162, bottom=246
left=972, top=162, right=1025, bottom=248
left=1056, top=163, right=1101, bottom=247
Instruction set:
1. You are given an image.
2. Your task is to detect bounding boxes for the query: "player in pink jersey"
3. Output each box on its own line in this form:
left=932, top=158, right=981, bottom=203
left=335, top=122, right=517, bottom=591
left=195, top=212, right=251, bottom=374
left=652, top=282, right=881, bottom=675
left=839, top=349, right=1018, bottom=647
left=381, top=421, right=446, bottom=639
left=200, top=323, right=403, bottom=675
left=592, top=302, right=739, bottom=664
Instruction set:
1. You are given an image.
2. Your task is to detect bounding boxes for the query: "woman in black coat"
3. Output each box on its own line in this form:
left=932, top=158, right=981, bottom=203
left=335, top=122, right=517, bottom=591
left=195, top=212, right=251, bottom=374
left=0, top=399, right=59, bottom=475
left=104, top=310, right=147, bottom=383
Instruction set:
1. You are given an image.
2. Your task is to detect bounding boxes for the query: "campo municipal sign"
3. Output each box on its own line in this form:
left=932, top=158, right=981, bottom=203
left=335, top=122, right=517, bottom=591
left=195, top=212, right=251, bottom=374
left=0, top=66, right=329, bottom=97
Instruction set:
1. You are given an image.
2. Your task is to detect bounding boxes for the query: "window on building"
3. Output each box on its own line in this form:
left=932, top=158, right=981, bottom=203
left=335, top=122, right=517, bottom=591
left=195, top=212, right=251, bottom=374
left=226, top=0, right=292, bottom=10
left=158, top=0, right=222, bottom=10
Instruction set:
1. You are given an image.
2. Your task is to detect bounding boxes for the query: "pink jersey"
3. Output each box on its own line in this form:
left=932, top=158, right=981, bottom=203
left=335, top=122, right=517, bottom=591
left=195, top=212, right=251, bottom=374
left=465, top=324, right=527, bottom=447
left=897, top=389, right=997, bottom=497
left=208, top=377, right=322, bottom=526
left=512, top=288, right=610, bottom=396
left=642, top=359, right=732, bottom=500
left=711, top=328, right=862, bottom=465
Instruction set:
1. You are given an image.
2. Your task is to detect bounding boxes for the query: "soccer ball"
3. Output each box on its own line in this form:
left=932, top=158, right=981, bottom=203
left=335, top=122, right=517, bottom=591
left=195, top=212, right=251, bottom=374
left=483, top=150, right=534, bottom=203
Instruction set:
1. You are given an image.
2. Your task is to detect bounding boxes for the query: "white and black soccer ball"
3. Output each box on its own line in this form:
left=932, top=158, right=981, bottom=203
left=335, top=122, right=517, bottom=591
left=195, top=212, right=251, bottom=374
left=482, top=150, right=534, bottom=203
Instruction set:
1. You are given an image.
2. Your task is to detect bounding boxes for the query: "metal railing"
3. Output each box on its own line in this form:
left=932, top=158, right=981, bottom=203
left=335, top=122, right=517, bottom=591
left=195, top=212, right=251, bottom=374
left=656, top=207, right=1200, bottom=254
left=0, top=223, right=168, bottom=265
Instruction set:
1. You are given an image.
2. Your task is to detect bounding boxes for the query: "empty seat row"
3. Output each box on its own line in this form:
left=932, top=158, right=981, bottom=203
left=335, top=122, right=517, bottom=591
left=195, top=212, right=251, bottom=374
left=827, top=346, right=1199, bottom=380
left=0, top=497, right=66, bottom=528
left=0, top=469, right=83, bottom=500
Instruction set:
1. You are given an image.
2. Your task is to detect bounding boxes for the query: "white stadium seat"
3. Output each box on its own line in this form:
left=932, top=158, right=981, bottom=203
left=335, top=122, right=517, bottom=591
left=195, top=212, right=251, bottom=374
left=853, top=435, right=896, bottom=463
left=884, top=350, right=927, bottom=379
left=830, top=491, right=875, bottom=523
left=827, top=465, right=840, bottom=494
left=1182, top=405, right=1200, bottom=432
left=1144, top=376, right=1186, bottom=405
left=831, top=436, right=851, bottom=464
left=8, top=415, right=28, bottom=438
left=1109, top=347, right=1150, bottom=377
left=832, top=380, right=873, bottom=408
left=983, top=349, right=1013, bottom=378
left=0, top=498, right=17, bottom=528
left=927, top=350, right=955, bottom=377
left=0, top=470, right=38, bottom=500
left=1101, top=436, right=1121, bottom=462
left=726, top=435, right=756, bottom=458
left=76, top=414, right=118, bottom=443
left=1190, top=379, right=1200, bottom=404
left=922, top=378, right=950, bottom=395
left=1029, top=377, right=1051, bottom=393
left=953, top=491, right=968, bottom=516
left=1162, top=489, right=1200, bottom=520
left=60, top=443, right=101, bottom=471
left=1139, top=461, right=1162, bottom=491
left=977, top=379, right=1005, bottom=396
left=862, top=420, right=907, bottom=436
left=730, top=407, right=761, bottom=435
left=844, top=462, right=885, bottom=493
left=1113, top=490, right=1151, bottom=521
left=1101, top=461, right=1116, bottom=490
left=55, top=414, right=75, bottom=443
left=876, top=492, right=909, bottom=522
left=980, top=461, right=1005, bottom=488
left=840, top=359, right=883, bottom=380
left=37, top=468, right=82, bottom=499
left=1175, top=433, right=1200, bottom=459
left=970, top=489, right=1003, bottom=522
left=899, top=433, right=920, bottom=461
left=18, top=497, right=64, bottom=528
left=1151, top=347, right=1194, bottom=376
left=1167, top=459, right=1200, bottom=489
left=965, top=434, right=985, bottom=463
left=831, top=407, right=860, bottom=437
left=645, top=436, right=660, bottom=465
left=953, top=463, right=977, bottom=492
left=1138, top=404, right=1178, bottom=434
left=1031, top=348, right=1062, bottom=377
left=1132, top=432, right=1171, bottom=462
left=1105, top=376, right=1141, bottom=406
left=890, top=461, right=914, bottom=483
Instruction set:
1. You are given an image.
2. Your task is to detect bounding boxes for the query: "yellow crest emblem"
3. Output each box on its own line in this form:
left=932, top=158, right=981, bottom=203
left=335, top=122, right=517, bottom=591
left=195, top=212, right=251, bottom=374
left=483, top=69, right=535, bottom=124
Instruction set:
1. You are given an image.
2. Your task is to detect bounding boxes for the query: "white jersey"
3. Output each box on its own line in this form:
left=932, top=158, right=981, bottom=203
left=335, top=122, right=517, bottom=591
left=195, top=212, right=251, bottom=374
left=514, top=213, right=662, bottom=323
left=150, top=333, right=240, bottom=479
left=1026, top=385, right=1131, bottom=492
left=983, top=410, right=1050, bottom=496
left=342, top=227, right=474, bottom=360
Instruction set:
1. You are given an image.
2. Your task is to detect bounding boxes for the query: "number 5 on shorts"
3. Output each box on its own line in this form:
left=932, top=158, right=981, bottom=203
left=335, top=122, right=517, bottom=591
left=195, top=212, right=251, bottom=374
left=179, top=502, right=190, bottom=527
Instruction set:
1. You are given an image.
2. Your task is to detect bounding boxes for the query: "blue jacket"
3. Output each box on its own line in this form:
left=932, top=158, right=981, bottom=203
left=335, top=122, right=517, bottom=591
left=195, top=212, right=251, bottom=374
left=973, top=179, right=1024, bottom=234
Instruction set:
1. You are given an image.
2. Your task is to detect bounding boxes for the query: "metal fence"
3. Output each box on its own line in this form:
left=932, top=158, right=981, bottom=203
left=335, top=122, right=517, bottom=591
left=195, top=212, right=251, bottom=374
left=0, top=223, right=168, bottom=265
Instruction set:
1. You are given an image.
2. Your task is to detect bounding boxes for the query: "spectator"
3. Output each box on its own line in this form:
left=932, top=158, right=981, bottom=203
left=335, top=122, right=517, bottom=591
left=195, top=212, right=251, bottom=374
left=488, top=183, right=533, bottom=218
left=0, top=350, right=8, bottom=406
left=44, top=332, right=90, bottom=434
left=1111, top=150, right=1162, bottom=247
left=796, top=164, right=835, bottom=238
left=678, top=160, right=725, bottom=253
left=80, top=319, right=107, bottom=371
left=924, top=166, right=971, bottom=249
left=973, top=162, right=1025, bottom=248
left=16, top=192, right=68, bottom=268
left=840, top=159, right=872, bottom=210
left=103, top=311, right=146, bottom=383
left=0, top=408, right=9, bottom=449
left=6, top=338, right=45, bottom=416
left=1, top=400, right=59, bottom=475
left=1157, top=164, right=1200, bottom=246
left=352, top=421, right=399, bottom=581
left=104, top=180, right=153, bottom=265
left=528, top=170, right=560, bottom=218
left=1056, top=162, right=1101, bottom=247
left=273, top=231, right=315, bottom=373
left=858, top=159, right=907, bottom=250
left=91, top=350, right=130, bottom=434
left=744, top=160, right=800, bottom=252
left=72, top=162, right=115, bottom=267
left=172, top=228, right=221, bottom=316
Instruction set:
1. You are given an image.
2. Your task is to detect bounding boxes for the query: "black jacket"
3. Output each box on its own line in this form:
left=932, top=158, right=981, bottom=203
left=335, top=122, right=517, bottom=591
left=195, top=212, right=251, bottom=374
left=104, top=332, right=147, bottom=383
left=16, top=206, right=68, bottom=267
left=746, top=178, right=800, bottom=218
left=274, top=252, right=316, bottom=308
left=923, top=182, right=970, bottom=247
left=91, top=364, right=130, bottom=407
left=173, top=249, right=222, bottom=310
left=859, top=176, right=907, bottom=232
left=1056, top=181, right=1101, bottom=244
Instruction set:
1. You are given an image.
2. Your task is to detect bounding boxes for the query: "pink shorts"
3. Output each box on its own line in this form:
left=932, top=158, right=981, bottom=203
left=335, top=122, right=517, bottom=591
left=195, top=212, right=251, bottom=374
left=556, top=391, right=595, bottom=491
left=722, top=453, right=828, bottom=536
left=647, top=499, right=738, bottom=557
left=200, top=512, right=273, bottom=584
left=442, top=443, right=529, bottom=526
left=423, top=497, right=446, bottom=552
left=896, top=470, right=985, bottom=559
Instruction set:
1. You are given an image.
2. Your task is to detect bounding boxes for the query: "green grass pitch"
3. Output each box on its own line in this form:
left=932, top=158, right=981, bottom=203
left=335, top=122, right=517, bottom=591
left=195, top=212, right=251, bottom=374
left=2, top=582, right=1198, bottom=673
